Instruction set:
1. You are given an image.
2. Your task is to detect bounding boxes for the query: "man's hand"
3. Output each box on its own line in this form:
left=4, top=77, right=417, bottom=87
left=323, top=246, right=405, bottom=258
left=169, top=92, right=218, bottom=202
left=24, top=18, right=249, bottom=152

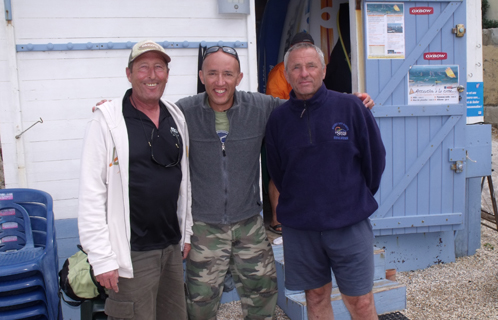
left=183, top=243, right=191, bottom=259
left=353, top=93, right=375, bottom=110
left=96, top=269, right=119, bottom=293
left=92, top=99, right=109, bottom=113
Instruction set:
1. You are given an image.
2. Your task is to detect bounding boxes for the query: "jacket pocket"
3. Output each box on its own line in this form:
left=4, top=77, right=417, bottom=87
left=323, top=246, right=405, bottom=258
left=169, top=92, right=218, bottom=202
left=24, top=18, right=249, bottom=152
left=105, top=298, right=134, bottom=319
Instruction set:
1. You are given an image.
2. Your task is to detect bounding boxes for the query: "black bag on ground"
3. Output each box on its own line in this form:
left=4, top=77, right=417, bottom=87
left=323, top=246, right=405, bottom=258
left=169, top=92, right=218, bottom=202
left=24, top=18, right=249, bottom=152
left=59, top=245, right=107, bottom=306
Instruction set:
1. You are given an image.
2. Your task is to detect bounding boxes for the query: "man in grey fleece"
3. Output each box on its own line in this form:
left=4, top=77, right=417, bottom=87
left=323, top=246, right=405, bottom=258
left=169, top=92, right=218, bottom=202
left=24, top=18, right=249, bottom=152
left=176, top=46, right=281, bottom=320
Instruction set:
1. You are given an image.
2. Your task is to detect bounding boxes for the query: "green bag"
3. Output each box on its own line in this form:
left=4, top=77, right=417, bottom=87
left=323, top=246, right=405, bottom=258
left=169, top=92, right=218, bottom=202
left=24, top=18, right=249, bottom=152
left=59, top=245, right=106, bottom=306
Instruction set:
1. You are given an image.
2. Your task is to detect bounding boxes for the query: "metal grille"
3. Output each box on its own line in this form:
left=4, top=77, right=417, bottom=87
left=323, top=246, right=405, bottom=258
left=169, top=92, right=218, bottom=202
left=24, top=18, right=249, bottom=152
left=379, top=311, right=410, bottom=320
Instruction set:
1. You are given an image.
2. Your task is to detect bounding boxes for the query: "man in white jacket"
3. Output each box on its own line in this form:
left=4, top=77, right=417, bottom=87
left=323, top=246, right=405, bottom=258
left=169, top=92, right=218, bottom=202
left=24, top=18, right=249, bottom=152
left=78, top=40, right=192, bottom=320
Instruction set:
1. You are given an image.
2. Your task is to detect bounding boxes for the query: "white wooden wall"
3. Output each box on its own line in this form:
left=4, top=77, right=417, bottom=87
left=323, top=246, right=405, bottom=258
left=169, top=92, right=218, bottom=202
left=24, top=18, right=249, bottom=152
left=0, top=0, right=258, bottom=219
left=466, top=0, right=484, bottom=124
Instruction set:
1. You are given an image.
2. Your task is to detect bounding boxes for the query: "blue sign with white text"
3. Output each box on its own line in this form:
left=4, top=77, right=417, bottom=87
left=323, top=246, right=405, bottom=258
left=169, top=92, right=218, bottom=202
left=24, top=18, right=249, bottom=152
left=466, top=82, right=483, bottom=118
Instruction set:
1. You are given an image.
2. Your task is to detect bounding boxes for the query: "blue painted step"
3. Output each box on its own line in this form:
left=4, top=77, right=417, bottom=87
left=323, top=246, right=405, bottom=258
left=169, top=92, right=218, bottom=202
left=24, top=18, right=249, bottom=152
left=272, top=245, right=406, bottom=320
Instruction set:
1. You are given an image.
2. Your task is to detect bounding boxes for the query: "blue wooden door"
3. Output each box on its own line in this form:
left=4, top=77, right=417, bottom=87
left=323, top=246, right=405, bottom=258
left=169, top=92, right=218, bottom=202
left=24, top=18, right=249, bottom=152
left=364, top=0, right=467, bottom=235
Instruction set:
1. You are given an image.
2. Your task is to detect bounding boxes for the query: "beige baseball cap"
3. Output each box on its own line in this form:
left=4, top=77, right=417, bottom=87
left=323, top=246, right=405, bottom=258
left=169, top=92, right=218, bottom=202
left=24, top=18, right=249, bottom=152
left=128, top=40, right=171, bottom=65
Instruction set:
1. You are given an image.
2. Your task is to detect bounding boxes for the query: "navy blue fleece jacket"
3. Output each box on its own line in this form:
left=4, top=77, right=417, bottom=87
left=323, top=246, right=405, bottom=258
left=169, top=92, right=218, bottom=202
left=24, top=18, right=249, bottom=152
left=265, top=84, right=386, bottom=231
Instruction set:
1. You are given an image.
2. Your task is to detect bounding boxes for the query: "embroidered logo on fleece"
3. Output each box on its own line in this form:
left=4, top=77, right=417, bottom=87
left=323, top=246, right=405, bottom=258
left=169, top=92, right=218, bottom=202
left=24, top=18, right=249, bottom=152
left=332, top=123, right=349, bottom=140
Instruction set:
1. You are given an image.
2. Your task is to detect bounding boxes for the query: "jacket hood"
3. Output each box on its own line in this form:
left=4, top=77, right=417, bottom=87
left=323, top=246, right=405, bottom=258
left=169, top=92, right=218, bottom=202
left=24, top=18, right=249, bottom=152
left=94, top=99, right=125, bottom=130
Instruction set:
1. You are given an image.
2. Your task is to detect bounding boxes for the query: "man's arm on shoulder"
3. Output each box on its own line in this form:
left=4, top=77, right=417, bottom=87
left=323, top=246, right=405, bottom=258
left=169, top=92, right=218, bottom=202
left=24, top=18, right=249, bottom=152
left=92, top=99, right=109, bottom=113
left=175, top=94, right=206, bottom=115
left=353, top=92, right=375, bottom=109
left=257, top=91, right=286, bottom=111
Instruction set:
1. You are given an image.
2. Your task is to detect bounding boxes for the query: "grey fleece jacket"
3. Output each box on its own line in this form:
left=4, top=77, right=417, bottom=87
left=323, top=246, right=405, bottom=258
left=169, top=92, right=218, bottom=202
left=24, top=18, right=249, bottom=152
left=176, top=90, right=283, bottom=224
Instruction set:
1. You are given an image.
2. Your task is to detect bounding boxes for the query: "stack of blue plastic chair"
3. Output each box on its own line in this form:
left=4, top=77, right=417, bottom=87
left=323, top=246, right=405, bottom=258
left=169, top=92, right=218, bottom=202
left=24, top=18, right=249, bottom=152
left=0, top=188, right=62, bottom=319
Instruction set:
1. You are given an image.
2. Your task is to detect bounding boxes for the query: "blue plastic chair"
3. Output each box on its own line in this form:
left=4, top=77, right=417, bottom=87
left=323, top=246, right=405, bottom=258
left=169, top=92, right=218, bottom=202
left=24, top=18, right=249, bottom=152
left=1, top=302, right=49, bottom=320
left=0, top=274, right=46, bottom=293
left=0, top=215, right=27, bottom=233
left=0, top=203, right=31, bottom=252
left=0, top=188, right=61, bottom=320
left=0, top=287, right=48, bottom=309
left=20, top=201, right=59, bottom=268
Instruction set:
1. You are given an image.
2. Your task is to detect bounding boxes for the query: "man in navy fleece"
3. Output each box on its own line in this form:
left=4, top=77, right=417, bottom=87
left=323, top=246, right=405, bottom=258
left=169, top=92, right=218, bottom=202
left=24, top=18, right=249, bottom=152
left=265, top=42, right=386, bottom=320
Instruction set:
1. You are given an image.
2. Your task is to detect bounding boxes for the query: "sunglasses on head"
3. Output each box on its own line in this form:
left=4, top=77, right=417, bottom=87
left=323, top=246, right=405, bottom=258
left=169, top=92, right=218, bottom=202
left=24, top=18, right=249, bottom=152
left=203, top=46, right=240, bottom=64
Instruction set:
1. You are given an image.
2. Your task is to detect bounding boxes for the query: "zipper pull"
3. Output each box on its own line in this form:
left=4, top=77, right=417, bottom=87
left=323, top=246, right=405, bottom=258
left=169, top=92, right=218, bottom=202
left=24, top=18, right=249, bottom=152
left=300, top=101, right=307, bottom=118
left=222, top=143, right=226, bottom=156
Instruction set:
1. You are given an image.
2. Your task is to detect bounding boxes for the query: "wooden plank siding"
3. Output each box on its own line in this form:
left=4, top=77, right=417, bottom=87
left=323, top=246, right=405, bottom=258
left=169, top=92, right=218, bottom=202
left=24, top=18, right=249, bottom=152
left=0, top=0, right=257, bottom=219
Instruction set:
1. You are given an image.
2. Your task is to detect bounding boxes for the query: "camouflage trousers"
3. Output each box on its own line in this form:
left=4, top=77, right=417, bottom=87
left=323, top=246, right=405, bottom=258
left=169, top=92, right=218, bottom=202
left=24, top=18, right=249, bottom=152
left=186, top=214, right=278, bottom=320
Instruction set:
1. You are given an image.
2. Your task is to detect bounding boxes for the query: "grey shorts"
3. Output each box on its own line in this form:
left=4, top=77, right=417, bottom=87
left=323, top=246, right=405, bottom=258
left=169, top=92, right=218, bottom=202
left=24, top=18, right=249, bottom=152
left=282, top=219, right=374, bottom=296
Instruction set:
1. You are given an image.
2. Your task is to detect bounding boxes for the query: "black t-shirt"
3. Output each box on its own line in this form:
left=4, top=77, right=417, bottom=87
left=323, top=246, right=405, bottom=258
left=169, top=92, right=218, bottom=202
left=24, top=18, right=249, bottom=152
left=123, top=89, right=183, bottom=251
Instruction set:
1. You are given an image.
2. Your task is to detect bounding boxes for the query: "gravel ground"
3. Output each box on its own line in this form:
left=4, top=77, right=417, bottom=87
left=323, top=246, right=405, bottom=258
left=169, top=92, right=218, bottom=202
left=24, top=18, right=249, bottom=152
left=396, top=222, right=498, bottom=320
left=218, top=301, right=290, bottom=320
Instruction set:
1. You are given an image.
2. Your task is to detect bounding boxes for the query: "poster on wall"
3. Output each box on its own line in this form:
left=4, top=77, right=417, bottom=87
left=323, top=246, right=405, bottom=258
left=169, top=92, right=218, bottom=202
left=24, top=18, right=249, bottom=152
left=366, top=3, right=405, bottom=59
left=408, top=65, right=459, bottom=105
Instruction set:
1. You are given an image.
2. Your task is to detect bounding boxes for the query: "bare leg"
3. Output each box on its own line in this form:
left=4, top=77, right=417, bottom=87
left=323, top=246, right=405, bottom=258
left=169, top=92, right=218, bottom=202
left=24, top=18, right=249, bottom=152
left=268, top=180, right=280, bottom=232
left=305, top=282, right=334, bottom=319
left=341, top=291, right=378, bottom=320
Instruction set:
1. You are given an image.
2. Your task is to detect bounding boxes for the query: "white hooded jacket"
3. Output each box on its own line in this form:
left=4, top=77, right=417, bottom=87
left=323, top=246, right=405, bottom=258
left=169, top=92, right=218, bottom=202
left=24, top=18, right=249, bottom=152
left=78, top=98, right=192, bottom=278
